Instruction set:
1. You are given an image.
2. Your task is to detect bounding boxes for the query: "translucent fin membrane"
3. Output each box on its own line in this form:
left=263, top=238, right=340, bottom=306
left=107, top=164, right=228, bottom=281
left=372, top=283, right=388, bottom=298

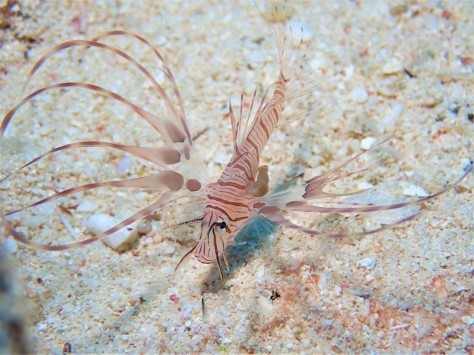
left=258, top=138, right=472, bottom=239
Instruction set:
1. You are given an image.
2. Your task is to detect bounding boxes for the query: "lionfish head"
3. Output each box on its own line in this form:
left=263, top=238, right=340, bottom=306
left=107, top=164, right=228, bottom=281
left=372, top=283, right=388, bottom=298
left=195, top=212, right=231, bottom=260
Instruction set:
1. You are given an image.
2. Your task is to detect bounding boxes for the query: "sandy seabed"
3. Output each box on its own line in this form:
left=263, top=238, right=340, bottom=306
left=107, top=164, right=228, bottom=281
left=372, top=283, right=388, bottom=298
left=1, top=0, right=473, bottom=353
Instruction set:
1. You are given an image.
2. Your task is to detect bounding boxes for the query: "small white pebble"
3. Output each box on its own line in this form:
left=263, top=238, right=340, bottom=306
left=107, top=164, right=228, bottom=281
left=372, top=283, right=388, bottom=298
left=357, top=256, right=377, bottom=270
left=319, top=272, right=328, bottom=294
left=321, top=319, right=333, bottom=328
left=380, top=103, right=403, bottom=131
left=3, top=237, right=18, bottom=254
left=382, top=58, right=403, bottom=74
left=286, top=343, right=294, bottom=349
left=344, top=65, right=354, bottom=77
left=256, top=265, right=265, bottom=279
left=182, top=304, right=193, bottom=319
left=288, top=20, right=314, bottom=41
left=403, top=184, right=429, bottom=197
left=461, top=158, right=472, bottom=169
left=164, top=246, right=175, bottom=255
left=366, top=274, right=375, bottom=282
left=116, top=156, right=132, bottom=174
left=61, top=304, right=73, bottom=314
left=137, top=219, right=151, bottom=235
left=221, top=338, right=232, bottom=345
left=84, top=214, right=139, bottom=251
left=363, top=299, right=371, bottom=316
left=159, top=266, right=174, bottom=275
left=10, top=2, right=20, bottom=12
left=361, top=136, right=377, bottom=150
left=26, top=215, right=46, bottom=228
left=350, top=86, right=369, bottom=103
left=248, top=50, right=265, bottom=68
left=257, top=295, right=274, bottom=318
left=212, top=150, right=232, bottom=165
left=76, top=199, right=97, bottom=212
left=358, top=181, right=374, bottom=190
left=45, top=315, right=60, bottom=324
left=310, top=57, right=323, bottom=71
left=36, top=203, right=54, bottom=216
left=461, top=316, right=473, bottom=325
left=229, top=97, right=241, bottom=108
left=37, top=324, right=47, bottom=331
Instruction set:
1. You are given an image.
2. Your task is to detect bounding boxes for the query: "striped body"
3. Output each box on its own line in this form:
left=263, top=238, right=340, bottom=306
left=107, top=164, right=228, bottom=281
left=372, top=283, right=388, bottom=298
left=229, top=78, right=287, bottom=185
left=194, top=77, right=287, bottom=264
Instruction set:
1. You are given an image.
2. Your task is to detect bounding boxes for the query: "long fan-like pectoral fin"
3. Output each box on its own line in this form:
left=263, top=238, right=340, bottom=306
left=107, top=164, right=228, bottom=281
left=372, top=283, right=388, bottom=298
left=13, top=36, right=193, bottom=151
left=1, top=30, right=209, bottom=256
left=5, top=171, right=185, bottom=216
left=90, top=30, right=190, bottom=140
left=23, top=40, right=169, bottom=113
left=304, top=138, right=392, bottom=200
left=1, top=81, right=207, bottom=185
left=1, top=82, right=171, bottom=142
left=261, top=137, right=393, bottom=210
left=5, top=191, right=176, bottom=251
left=1, top=141, right=181, bottom=184
left=257, top=205, right=419, bottom=238
left=264, top=154, right=472, bottom=216
left=257, top=138, right=472, bottom=238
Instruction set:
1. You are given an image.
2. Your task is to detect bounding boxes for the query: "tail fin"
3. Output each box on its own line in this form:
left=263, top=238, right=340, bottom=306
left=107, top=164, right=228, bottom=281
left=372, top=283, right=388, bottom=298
left=258, top=1, right=318, bottom=121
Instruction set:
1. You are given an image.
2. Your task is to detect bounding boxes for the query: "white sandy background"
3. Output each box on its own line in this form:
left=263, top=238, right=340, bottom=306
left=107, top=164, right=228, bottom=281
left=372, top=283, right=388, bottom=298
left=1, top=0, right=473, bottom=353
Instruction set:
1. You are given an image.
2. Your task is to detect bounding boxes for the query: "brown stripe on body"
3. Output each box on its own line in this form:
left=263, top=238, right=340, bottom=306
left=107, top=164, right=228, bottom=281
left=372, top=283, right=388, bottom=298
left=246, top=137, right=260, bottom=159
left=217, top=180, right=246, bottom=190
left=205, top=204, right=248, bottom=222
left=260, top=120, right=270, bottom=139
left=234, top=164, right=253, bottom=181
left=250, top=129, right=266, bottom=149
left=211, top=188, right=246, bottom=202
left=206, top=194, right=249, bottom=209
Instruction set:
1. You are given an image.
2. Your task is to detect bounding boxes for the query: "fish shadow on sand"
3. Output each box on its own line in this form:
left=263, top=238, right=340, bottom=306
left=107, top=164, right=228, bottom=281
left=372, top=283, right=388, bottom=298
left=200, top=216, right=280, bottom=292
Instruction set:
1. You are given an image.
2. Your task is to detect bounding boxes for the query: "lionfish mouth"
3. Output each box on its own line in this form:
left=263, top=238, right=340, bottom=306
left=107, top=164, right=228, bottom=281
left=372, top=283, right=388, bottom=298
left=175, top=221, right=229, bottom=285
left=195, top=224, right=221, bottom=263
left=193, top=223, right=228, bottom=284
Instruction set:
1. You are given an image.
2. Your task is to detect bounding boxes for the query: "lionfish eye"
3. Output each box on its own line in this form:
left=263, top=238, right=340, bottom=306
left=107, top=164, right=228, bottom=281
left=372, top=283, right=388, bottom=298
left=219, top=221, right=227, bottom=229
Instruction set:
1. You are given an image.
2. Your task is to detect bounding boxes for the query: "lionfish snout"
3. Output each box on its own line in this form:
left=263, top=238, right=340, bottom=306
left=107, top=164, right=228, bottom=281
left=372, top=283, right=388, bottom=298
left=194, top=220, right=227, bottom=263
left=191, top=217, right=232, bottom=283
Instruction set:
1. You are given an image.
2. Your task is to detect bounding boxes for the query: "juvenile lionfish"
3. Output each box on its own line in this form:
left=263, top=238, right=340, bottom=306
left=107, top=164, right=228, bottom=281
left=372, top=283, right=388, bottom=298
left=1, top=9, right=471, bottom=284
